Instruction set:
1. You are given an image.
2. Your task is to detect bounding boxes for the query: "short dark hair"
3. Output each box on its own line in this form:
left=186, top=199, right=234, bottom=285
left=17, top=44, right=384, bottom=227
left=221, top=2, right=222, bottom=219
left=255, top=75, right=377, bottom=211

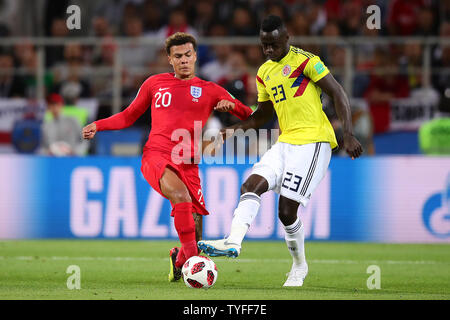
left=260, top=15, right=284, bottom=32
left=165, top=32, right=197, bottom=55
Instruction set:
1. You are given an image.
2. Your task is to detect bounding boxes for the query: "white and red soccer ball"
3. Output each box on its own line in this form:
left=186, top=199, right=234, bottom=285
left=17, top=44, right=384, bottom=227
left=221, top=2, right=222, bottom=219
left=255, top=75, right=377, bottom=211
left=182, top=255, right=218, bottom=289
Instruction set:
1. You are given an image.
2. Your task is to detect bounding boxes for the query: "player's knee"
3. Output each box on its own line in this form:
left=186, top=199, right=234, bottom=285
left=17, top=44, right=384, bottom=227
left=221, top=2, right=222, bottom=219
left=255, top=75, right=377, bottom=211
left=169, top=190, right=192, bottom=204
left=278, top=198, right=299, bottom=226
left=240, top=175, right=268, bottom=196
left=240, top=183, right=251, bottom=195
left=278, top=208, right=295, bottom=226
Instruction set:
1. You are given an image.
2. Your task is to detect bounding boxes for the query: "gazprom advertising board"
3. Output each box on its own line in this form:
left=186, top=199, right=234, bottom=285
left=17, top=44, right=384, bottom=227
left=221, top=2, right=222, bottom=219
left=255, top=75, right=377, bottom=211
left=0, top=155, right=448, bottom=243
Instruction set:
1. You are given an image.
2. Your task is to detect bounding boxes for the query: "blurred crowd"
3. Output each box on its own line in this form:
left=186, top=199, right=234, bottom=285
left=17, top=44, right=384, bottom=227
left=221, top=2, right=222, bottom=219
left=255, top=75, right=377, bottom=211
left=0, top=0, right=449, bottom=156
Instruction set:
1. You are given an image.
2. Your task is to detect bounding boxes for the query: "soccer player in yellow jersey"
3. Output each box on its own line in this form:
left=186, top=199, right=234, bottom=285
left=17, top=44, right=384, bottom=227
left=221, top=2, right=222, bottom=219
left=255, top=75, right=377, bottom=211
left=198, top=15, right=363, bottom=286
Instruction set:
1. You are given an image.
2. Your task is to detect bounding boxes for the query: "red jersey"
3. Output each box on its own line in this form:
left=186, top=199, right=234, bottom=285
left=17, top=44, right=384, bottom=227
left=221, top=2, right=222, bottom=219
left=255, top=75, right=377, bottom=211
left=95, top=73, right=253, bottom=161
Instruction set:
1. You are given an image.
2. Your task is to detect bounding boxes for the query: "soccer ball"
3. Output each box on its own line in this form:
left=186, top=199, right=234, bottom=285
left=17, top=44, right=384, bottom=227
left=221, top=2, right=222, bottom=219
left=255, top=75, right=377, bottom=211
left=182, top=255, right=218, bottom=289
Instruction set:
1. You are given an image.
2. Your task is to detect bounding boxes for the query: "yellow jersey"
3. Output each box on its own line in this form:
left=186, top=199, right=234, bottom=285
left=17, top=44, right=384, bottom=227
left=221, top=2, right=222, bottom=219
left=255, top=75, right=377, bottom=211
left=256, top=46, right=338, bottom=149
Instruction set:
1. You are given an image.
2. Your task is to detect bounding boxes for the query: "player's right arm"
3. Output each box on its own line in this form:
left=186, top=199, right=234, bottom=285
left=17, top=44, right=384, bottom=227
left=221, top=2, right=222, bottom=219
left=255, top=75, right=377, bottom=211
left=82, top=78, right=153, bottom=140
left=217, top=68, right=275, bottom=139
left=227, top=100, right=275, bottom=132
left=212, top=99, right=274, bottom=147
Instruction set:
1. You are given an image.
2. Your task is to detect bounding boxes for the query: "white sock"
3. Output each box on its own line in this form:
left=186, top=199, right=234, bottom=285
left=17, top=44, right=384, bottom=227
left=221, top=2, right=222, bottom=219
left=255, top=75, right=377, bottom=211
left=283, top=217, right=306, bottom=266
left=226, top=192, right=261, bottom=246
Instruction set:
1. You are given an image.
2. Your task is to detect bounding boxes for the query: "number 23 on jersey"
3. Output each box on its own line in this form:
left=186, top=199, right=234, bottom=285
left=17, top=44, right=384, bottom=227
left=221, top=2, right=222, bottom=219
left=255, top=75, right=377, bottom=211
left=271, top=84, right=286, bottom=103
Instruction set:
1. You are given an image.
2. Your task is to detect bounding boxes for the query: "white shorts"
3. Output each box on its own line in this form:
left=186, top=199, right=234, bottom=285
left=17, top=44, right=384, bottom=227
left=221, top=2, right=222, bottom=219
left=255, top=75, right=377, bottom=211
left=251, top=142, right=331, bottom=207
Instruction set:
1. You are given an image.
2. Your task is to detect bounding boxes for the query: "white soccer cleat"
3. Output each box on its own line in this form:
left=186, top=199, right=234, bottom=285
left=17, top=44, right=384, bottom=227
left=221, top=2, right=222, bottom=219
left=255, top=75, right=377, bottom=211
left=197, top=239, right=241, bottom=258
left=283, top=263, right=308, bottom=287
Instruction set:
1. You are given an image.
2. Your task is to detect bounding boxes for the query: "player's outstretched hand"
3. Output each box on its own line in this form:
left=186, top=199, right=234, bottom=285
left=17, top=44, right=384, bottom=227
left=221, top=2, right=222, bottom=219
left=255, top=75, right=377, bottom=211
left=343, top=133, right=363, bottom=160
left=82, top=122, right=97, bottom=140
left=214, top=100, right=235, bottom=112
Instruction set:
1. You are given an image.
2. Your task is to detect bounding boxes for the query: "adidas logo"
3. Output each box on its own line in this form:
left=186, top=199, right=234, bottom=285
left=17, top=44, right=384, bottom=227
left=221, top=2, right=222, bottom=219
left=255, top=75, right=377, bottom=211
left=265, top=75, right=270, bottom=81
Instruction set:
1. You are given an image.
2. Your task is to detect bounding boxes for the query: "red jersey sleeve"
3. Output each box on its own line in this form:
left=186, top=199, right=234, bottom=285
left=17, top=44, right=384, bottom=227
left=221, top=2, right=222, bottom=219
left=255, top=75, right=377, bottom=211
left=212, top=83, right=253, bottom=120
left=95, top=77, right=153, bottom=131
left=230, top=97, right=253, bottom=120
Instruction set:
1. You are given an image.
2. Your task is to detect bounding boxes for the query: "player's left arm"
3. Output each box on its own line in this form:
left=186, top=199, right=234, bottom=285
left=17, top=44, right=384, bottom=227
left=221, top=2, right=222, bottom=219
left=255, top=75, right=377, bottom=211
left=212, top=85, right=253, bottom=120
left=316, top=73, right=363, bottom=159
left=214, top=98, right=253, bottom=120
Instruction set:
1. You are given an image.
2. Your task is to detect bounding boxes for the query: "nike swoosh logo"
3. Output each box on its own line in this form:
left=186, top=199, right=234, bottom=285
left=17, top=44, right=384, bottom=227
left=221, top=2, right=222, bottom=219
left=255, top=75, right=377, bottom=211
left=159, top=87, right=169, bottom=91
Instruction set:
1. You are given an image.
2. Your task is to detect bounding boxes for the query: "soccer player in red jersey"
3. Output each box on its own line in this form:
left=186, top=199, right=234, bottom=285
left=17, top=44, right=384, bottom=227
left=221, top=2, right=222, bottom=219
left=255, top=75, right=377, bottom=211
left=82, top=33, right=253, bottom=282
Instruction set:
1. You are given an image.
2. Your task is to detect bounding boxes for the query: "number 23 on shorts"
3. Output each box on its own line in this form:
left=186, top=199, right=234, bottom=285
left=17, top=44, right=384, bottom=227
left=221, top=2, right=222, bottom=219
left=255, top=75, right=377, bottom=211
left=281, top=171, right=302, bottom=193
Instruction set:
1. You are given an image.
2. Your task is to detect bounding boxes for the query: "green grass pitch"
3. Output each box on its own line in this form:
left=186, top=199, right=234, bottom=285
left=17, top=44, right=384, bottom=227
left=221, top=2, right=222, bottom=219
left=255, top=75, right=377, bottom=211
left=0, top=240, right=449, bottom=300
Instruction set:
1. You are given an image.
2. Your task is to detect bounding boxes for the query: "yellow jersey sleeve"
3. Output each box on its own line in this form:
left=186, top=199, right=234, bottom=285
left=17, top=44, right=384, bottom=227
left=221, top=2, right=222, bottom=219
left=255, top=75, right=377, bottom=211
left=304, top=55, right=330, bottom=83
left=256, top=68, right=270, bottom=102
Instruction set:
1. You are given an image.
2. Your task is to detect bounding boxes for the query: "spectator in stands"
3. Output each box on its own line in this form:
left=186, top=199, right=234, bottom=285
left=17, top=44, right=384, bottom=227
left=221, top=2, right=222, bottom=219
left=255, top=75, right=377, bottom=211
left=308, top=1, right=328, bottom=35
left=353, top=24, right=382, bottom=97
left=415, top=6, right=438, bottom=36
left=261, top=1, right=290, bottom=23
left=15, top=43, right=39, bottom=98
left=43, top=0, right=70, bottom=36
left=121, top=1, right=142, bottom=31
left=432, top=45, right=450, bottom=113
left=326, top=46, right=346, bottom=84
left=94, top=0, right=130, bottom=35
left=351, top=102, right=375, bottom=155
left=433, top=21, right=450, bottom=66
left=288, top=12, right=310, bottom=36
left=59, top=82, right=89, bottom=127
left=156, top=6, right=198, bottom=39
left=320, top=20, right=341, bottom=65
left=214, top=0, right=238, bottom=24
left=244, top=45, right=265, bottom=70
left=218, top=50, right=250, bottom=103
left=0, top=51, right=25, bottom=98
left=189, top=0, right=216, bottom=36
left=46, top=18, right=69, bottom=68
left=400, top=40, right=440, bottom=112
left=399, top=41, right=423, bottom=91
left=387, top=0, right=423, bottom=35
left=356, top=21, right=381, bottom=64
left=0, top=0, right=16, bottom=36
left=148, top=48, right=172, bottom=76
left=339, top=0, right=363, bottom=36
left=245, top=73, right=258, bottom=108
left=0, top=23, right=10, bottom=37
left=216, top=50, right=251, bottom=126
left=438, top=0, right=450, bottom=26
left=52, top=43, right=91, bottom=95
left=323, top=0, right=342, bottom=22
left=199, top=23, right=231, bottom=81
left=41, top=93, right=87, bottom=156
left=228, top=6, right=258, bottom=36
left=91, top=40, right=117, bottom=103
left=53, top=70, right=91, bottom=100
left=13, top=42, right=54, bottom=98
left=92, top=16, right=113, bottom=38
left=200, top=44, right=232, bottom=83
left=324, top=96, right=375, bottom=156
left=364, top=48, right=410, bottom=133
left=142, top=0, right=166, bottom=36
left=121, top=15, right=156, bottom=68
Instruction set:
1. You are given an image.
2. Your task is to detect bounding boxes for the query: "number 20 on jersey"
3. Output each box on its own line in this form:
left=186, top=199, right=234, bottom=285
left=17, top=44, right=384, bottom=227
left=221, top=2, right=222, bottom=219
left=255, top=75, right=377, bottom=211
left=155, top=92, right=172, bottom=108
